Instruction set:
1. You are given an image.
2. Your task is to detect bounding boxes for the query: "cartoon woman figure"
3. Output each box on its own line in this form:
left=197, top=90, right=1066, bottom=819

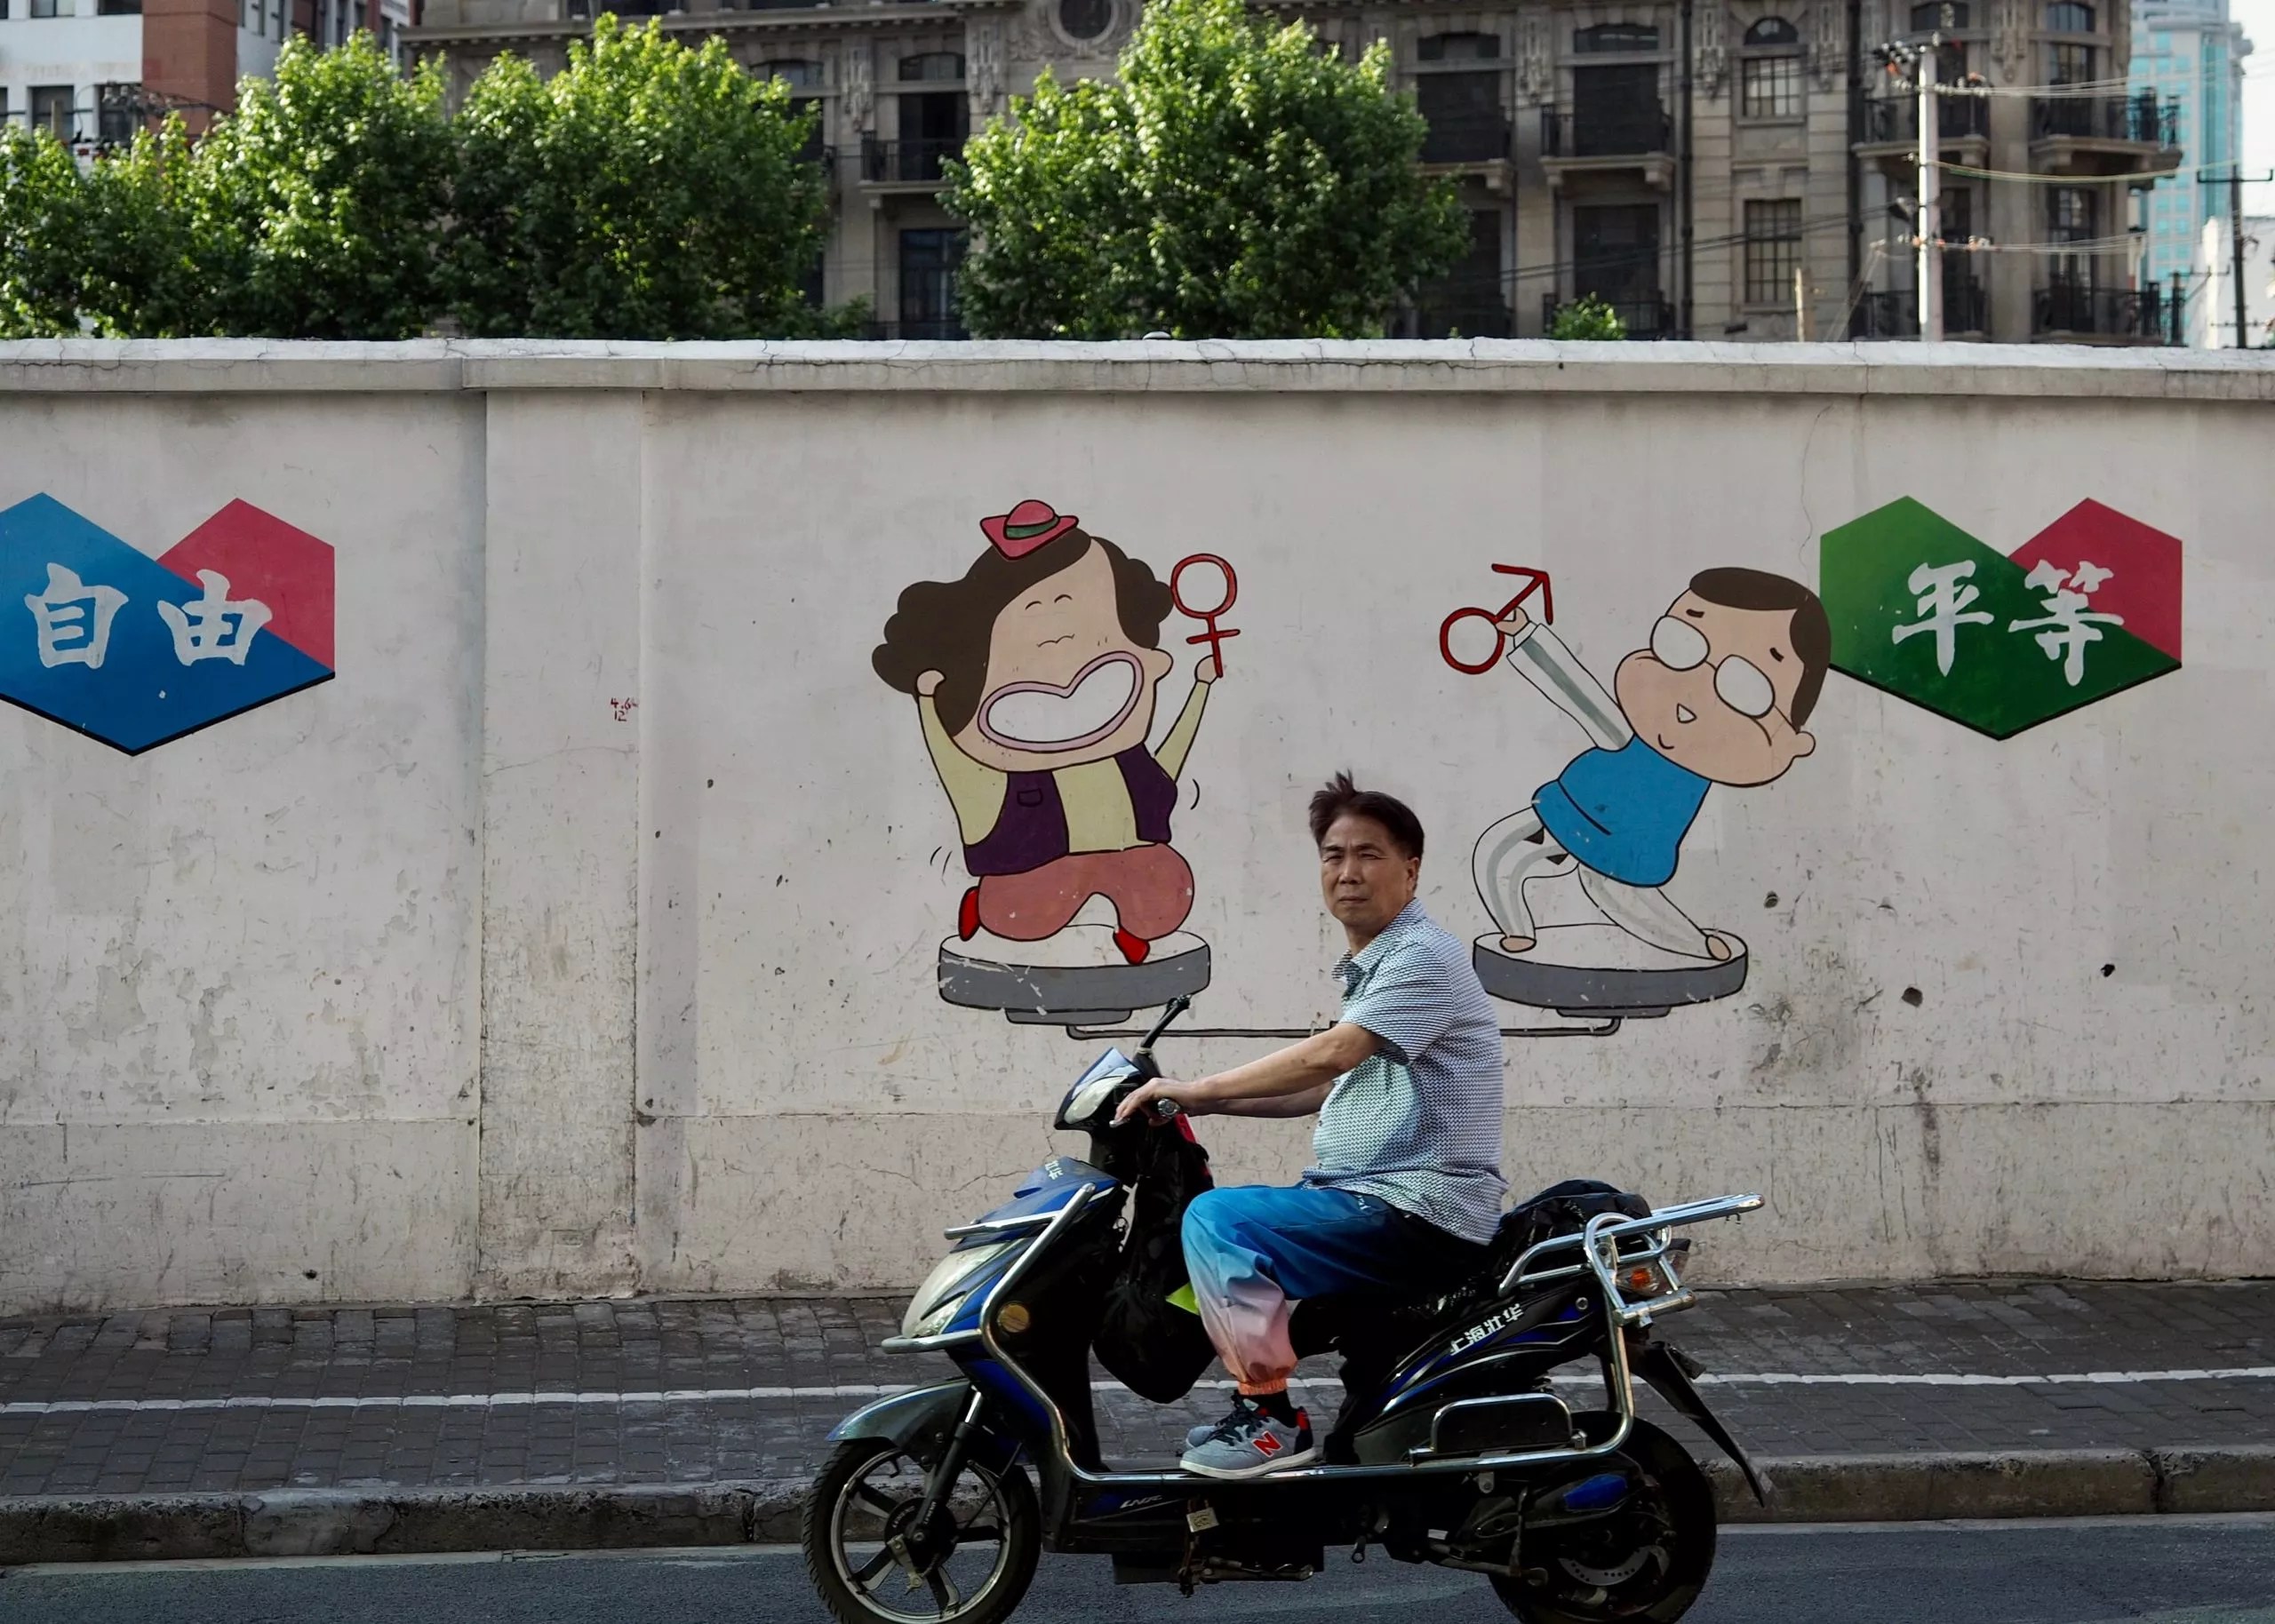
left=874, top=500, right=1219, bottom=966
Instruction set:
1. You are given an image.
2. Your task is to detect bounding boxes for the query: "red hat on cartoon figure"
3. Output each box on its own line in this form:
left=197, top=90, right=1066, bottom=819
left=982, top=499, right=1081, bottom=559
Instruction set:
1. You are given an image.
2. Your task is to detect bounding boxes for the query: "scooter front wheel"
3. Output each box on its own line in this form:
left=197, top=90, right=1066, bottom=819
left=802, top=1437, right=1041, bottom=1624
left=1487, top=1416, right=1716, bottom=1624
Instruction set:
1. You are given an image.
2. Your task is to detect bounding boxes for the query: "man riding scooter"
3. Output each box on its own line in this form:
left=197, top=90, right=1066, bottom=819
left=1115, top=772, right=1508, bottom=1479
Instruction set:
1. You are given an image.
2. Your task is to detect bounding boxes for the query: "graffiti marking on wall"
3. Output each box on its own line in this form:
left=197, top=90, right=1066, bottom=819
left=0, top=495, right=335, bottom=754
left=1456, top=566, right=1830, bottom=1018
left=1821, top=498, right=2182, bottom=737
left=874, top=500, right=1233, bottom=1025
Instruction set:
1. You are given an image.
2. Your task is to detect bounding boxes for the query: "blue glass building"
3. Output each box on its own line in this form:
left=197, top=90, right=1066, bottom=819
left=2130, top=0, right=2253, bottom=300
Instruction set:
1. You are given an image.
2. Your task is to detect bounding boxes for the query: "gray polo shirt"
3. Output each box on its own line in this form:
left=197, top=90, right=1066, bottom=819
left=1301, top=899, right=1508, bottom=1245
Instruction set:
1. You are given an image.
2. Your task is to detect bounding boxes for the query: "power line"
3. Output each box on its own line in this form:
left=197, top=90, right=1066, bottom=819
left=1499, top=211, right=1855, bottom=291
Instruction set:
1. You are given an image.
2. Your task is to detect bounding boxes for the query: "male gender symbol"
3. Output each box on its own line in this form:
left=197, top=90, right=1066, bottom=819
left=1440, top=565, right=1555, bottom=674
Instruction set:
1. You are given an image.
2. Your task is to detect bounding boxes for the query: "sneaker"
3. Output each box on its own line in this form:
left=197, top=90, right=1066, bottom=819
left=1185, top=1397, right=1249, bottom=1451
left=1178, top=1397, right=1317, bottom=1479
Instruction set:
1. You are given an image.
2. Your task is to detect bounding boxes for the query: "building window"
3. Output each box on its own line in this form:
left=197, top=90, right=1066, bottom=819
left=96, top=82, right=139, bottom=143
left=98, top=0, right=141, bottom=12
left=2048, top=41, right=2094, bottom=83
left=898, top=227, right=964, bottom=338
left=1574, top=22, right=1660, bottom=52
left=1744, top=198, right=1803, bottom=304
left=29, top=0, right=59, bottom=17
left=2048, top=186, right=2096, bottom=242
left=762, top=59, right=826, bottom=89
left=1419, top=30, right=1499, bottom=61
left=30, top=85, right=74, bottom=138
left=1740, top=19, right=1803, bottom=118
left=2047, top=185, right=2097, bottom=291
left=2046, top=1, right=2094, bottom=29
left=1739, top=60, right=1802, bottom=118
left=1058, top=0, right=1111, bottom=41
left=1910, top=1, right=1969, bottom=26
left=898, top=52, right=965, bottom=83
left=1940, top=187, right=1974, bottom=243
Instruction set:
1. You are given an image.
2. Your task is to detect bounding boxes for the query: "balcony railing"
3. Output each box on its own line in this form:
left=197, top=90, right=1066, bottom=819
left=1542, top=105, right=1673, bottom=158
left=1851, top=274, right=1990, bottom=338
left=1421, top=114, right=1511, bottom=165
left=2029, top=92, right=2178, bottom=147
left=1542, top=293, right=1676, bottom=338
left=2032, top=278, right=2178, bottom=342
left=861, top=137, right=964, bottom=185
left=1856, top=94, right=1989, bottom=144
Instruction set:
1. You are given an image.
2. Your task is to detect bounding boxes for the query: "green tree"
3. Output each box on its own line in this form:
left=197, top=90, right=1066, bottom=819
left=444, top=17, right=836, bottom=339
left=945, top=0, right=1468, bottom=338
left=1546, top=295, right=1627, bottom=341
left=0, top=126, right=100, bottom=338
left=155, top=36, right=453, bottom=338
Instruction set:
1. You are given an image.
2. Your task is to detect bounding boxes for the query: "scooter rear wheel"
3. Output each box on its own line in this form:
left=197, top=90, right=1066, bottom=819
left=1487, top=1416, right=1716, bottom=1624
left=802, top=1437, right=1041, bottom=1624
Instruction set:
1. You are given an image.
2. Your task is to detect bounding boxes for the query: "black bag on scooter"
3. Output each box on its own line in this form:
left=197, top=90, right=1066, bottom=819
left=1091, top=1120, right=1218, bottom=1404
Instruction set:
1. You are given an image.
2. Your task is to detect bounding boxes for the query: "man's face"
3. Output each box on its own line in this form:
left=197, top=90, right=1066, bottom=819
left=952, top=544, right=1175, bottom=774
left=1319, top=812, right=1420, bottom=939
left=1612, top=591, right=1818, bottom=786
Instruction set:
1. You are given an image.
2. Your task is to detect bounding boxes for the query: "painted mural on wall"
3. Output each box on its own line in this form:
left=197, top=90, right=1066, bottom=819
left=0, top=494, right=335, bottom=754
left=1821, top=498, right=2183, bottom=736
left=873, top=501, right=1235, bottom=1025
left=1448, top=565, right=1829, bottom=1020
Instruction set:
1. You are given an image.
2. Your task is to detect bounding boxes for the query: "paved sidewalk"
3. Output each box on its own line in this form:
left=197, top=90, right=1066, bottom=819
left=2, top=1280, right=2271, bottom=1561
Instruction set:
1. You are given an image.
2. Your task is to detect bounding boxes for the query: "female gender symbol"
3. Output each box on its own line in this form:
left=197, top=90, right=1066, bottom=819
left=1171, top=553, right=1240, bottom=674
left=1440, top=564, right=1555, bottom=674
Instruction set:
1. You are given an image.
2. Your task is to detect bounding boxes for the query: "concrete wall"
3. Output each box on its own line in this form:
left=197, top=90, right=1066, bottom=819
left=1, top=339, right=2271, bottom=1317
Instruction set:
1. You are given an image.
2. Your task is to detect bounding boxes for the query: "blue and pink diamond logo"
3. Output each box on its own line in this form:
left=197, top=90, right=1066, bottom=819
left=0, top=494, right=334, bottom=754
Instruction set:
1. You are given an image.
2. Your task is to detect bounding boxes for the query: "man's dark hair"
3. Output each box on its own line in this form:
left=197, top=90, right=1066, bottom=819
left=1688, top=567, right=1833, bottom=728
left=1308, top=771, right=1425, bottom=860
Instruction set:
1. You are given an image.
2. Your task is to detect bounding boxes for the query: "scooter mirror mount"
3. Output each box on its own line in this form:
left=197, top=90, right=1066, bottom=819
left=1130, top=994, right=1192, bottom=1071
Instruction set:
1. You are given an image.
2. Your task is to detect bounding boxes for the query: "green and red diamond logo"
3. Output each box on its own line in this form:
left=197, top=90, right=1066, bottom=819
left=1820, top=498, right=2182, bottom=738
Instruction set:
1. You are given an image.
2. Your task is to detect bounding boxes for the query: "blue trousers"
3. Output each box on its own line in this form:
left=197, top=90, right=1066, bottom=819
left=1181, top=1183, right=1480, bottom=1390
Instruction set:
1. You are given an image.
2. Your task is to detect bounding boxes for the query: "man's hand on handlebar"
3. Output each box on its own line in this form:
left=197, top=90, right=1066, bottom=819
left=1113, top=1078, right=1199, bottom=1126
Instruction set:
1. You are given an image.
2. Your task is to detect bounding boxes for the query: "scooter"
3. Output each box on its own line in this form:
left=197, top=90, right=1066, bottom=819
left=803, top=997, right=1770, bottom=1624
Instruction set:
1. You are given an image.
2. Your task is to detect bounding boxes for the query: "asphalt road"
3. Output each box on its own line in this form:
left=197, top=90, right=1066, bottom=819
left=4, top=1517, right=2272, bottom=1624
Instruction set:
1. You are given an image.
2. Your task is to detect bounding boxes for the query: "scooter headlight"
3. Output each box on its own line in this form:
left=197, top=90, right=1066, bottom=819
left=901, top=1238, right=1024, bottom=1339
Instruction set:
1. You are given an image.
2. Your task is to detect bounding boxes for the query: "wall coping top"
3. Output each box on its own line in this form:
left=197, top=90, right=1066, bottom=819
left=1, top=338, right=2271, bottom=400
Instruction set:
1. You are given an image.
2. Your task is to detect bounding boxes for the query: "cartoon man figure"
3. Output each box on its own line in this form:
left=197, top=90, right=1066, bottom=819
left=1473, top=569, right=1829, bottom=962
left=874, top=500, right=1219, bottom=966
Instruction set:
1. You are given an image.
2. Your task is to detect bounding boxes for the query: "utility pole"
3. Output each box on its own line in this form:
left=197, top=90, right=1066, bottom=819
left=1917, top=36, right=1942, bottom=342
left=2196, top=165, right=2273, bottom=346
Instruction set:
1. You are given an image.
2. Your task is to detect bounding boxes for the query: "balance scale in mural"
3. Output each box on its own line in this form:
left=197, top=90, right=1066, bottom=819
left=873, top=492, right=2184, bottom=1038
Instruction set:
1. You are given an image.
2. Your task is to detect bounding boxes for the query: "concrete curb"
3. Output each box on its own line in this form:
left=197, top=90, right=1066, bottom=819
left=3, top=1448, right=2271, bottom=1566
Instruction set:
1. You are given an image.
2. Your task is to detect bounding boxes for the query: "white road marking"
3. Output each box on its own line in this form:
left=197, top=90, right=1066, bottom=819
left=4, top=1367, right=2271, bottom=1416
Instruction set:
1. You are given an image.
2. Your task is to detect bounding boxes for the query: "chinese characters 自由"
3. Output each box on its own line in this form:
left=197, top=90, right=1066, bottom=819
left=24, top=563, right=274, bottom=671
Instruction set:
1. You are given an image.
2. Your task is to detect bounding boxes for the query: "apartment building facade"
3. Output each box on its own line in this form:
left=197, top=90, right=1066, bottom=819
left=403, top=0, right=2184, bottom=343
left=1, top=0, right=412, bottom=147
left=2127, top=0, right=2249, bottom=297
